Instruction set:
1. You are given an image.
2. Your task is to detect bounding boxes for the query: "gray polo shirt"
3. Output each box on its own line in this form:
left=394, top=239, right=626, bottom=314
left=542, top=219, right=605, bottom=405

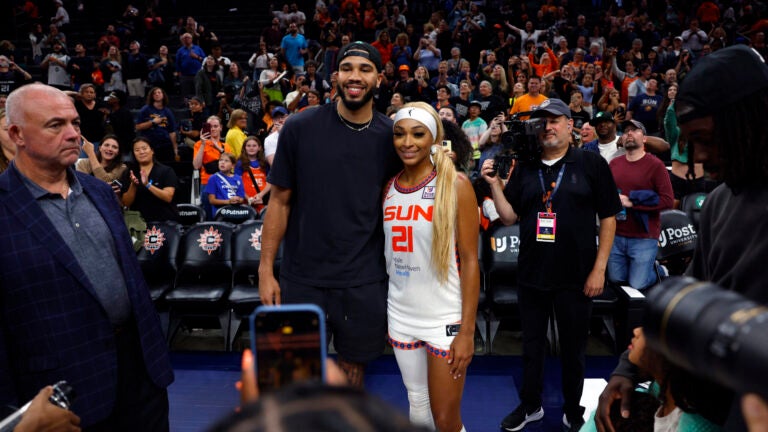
left=20, top=167, right=131, bottom=325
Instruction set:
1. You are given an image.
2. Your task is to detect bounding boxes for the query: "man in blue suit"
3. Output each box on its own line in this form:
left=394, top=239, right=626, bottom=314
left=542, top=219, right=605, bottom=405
left=0, top=83, right=174, bottom=430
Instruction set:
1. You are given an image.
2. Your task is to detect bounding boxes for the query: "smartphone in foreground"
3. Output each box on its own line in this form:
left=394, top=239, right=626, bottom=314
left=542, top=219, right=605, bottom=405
left=249, top=304, right=326, bottom=392
left=201, top=122, right=212, bottom=136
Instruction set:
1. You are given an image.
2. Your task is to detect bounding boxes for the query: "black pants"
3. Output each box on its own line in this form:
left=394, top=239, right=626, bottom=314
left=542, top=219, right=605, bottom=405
left=518, top=287, right=592, bottom=420
left=87, top=323, right=169, bottom=432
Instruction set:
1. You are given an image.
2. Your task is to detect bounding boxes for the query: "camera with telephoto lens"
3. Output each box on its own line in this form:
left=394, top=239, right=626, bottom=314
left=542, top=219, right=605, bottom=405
left=490, top=112, right=546, bottom=179
left=644, top=276, right=768, bottom=399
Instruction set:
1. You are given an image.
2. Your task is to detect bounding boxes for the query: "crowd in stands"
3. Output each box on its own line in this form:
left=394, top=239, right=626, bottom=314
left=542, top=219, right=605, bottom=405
left=0, top=0, right=764, bottom=243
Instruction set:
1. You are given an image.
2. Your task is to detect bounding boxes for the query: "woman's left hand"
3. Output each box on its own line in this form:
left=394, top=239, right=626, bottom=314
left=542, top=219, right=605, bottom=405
left=447, top=332, right=474, bottom=379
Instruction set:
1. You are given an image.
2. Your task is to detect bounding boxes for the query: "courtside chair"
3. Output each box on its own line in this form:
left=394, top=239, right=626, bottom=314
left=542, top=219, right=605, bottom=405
left=227, top=221, right=264, bottom=351
left=482, top=223, right=522, bottom=354
left=165, top=221, right=234, bottom=349
left=136, top=220, right=183, bottom=339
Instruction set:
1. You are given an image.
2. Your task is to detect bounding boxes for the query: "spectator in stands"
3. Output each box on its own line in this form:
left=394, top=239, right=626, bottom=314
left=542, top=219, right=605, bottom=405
left=124, top=40, right=148, bottom=99
left=122, top=137, right=178, bottom=222
left=597, top=87, right=626, bottom=123
left=0, top=55, right=32, bottom=94
left=509, top=75, right=548, bottom=119
left=192, top=115, right=232, bottom=218
left=40, top=40, right=70, bottom=90
left=391, top=32, right=413, bottom=68
left=70, top=84, right=107, bottom=147
left=101, top=45, right=126, bottom=93
left=262, top=17, right=283, bottom=53
left=476, top=80, right=508, bottom=123
left=147, top=45, right=175, bottom=95
left=607, top=120, right=674, bottom=290
left=195, top=56, right=222, bottom=113
left=680, top=19, right=709, bottom=58
left=176, top=32, right=205, bottom=99
left=627, top=78, right=663, bottom=135
left=225, top=109, right=249, bottom=157
left=385, top=102, right=479, bottom=432
left=235, top=136, right=270, bottom=213
left=413, top=36, right=441, bottom=77
left=580, top=121, right=596, bottom=144
left=481, top=98, right=621, bottom=432
left=477, top=112, right=506, bottom=172
left=281, top=22, right=308, bottom=73
left=205, top=151, right=245, bottom=216
left=68, top=43, right=95, bottom=91
left=179, top=96, right=206, bottom=148
left=28, top=23, right=45, bottom=65
left=606, top=48, right=638, bottom=105
left=461, top=100, right=486, bottom=167
left=50, top=0, right=69, bottom=29
left=104, top=90, right=135, bottom=160
left=248, top=41, right=274, bottom=81
left=96, top=24, right=120, bottom=59
left=372, top=30, right=393, bottom=67
left=0, top=109, right=14, bottom=174
left=43, top=24, right=66, bottom=51
left=75, top=134, right=128, bottom=186
left=569, top=89, right=591, bottom=133
left=627, top=63, right=652, bottom=101
left=263, top=106, right=288, bottom=166
left=135, top=87, right=178, bottom=162
left=505, top=20, right=546, bottom=55
left=259, top=56, right=286, bottom=103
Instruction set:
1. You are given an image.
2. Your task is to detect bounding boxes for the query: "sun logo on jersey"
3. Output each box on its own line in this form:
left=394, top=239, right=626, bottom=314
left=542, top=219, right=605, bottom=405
left=143, top=225, right=166, bottom=255
left=250, top=227, right=262, bottom=251
left=197, top=227, right=223, bottom=255
left=422, top=186, right=436, bottom=200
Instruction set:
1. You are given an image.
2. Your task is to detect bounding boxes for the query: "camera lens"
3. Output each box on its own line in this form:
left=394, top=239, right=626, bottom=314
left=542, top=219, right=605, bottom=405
left=644, top=277, right=768, bottom=398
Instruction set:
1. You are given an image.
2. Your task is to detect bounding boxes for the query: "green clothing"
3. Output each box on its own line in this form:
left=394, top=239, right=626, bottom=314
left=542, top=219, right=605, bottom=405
left=579, top=382, right=723, bottom=432
left=664, top=100, right=687, bottom=164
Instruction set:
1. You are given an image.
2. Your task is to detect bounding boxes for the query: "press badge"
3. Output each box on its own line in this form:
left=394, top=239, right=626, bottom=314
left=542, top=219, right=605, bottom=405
left=536, top=212, right=556, bottom=242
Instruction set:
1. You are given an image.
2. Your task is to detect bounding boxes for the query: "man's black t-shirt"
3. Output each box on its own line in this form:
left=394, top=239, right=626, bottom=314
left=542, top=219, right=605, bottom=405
left=268, top=103, right=401, bottom=287
left=504, top=147, right=621, bottom=291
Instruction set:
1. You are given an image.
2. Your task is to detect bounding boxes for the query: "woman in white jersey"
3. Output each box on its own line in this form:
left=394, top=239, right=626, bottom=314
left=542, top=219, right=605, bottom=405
left=384, top=102, right=480, bottom=432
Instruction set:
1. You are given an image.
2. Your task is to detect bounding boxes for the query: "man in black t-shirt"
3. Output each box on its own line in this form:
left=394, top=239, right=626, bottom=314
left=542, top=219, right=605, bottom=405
left=481, top=98, right=621, bottom=432
left=259, top=42, right=400, bottom=387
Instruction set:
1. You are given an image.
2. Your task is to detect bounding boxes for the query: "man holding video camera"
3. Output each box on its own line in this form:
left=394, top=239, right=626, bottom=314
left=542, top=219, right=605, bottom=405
left=481, top=98, right=621, bottom=431
left=595, top=45, right=768, bottom=432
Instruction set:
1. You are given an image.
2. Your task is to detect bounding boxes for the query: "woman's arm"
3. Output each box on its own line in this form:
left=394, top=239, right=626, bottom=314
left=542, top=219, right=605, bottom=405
left=448, top=174, right=480, bottom=379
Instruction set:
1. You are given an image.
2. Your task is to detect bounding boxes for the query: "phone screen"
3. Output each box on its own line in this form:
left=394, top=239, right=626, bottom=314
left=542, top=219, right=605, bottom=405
left=250, top=305, right=326, bottom=392
left=201, top=123, right=212, bottom=136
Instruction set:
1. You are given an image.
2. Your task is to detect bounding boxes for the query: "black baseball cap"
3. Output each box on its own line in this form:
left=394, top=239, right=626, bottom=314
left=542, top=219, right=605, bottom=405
left=337, top=41, right=383, bottom=72
left=677, top=45, right=768, bottom=123
left=589, top=111, right=615, bottom=126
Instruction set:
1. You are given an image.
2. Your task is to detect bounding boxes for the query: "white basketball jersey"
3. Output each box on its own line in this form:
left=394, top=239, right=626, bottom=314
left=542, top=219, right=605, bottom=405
left=383, top=172, right=462, bottom=332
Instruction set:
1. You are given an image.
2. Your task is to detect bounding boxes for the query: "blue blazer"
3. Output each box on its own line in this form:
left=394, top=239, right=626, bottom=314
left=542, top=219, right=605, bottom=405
left=0, top=166, right=174, bottom=426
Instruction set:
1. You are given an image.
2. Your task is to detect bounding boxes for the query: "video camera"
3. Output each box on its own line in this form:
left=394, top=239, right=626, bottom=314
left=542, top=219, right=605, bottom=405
left=489, top=112, right=545, bottom=179
left=644, top=277, right=768, bottom=399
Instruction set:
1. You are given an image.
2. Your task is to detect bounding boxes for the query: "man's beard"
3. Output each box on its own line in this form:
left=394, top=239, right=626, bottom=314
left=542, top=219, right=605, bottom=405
left=336, top=82, right=376, bottom=112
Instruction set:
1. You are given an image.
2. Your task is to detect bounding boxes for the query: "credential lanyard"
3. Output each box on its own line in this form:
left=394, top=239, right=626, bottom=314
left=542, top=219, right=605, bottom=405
left=538, top=164, right=566, bottom=213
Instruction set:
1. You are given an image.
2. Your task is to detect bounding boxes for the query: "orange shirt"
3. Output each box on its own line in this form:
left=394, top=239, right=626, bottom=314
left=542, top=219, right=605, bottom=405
left=194, top=140, right=234, bottom=185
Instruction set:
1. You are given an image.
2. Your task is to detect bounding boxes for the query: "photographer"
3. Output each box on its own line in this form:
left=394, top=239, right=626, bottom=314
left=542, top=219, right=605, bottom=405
left=480, top=98, right=621, bottom=431
left=595, top=45, right=768, bottom=432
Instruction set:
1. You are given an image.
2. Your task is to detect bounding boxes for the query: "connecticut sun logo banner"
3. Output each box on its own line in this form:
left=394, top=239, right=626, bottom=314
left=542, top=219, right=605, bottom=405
left=250, top=227, right=262, bottom=251
left=144, top=225, right=166, bottom=255
left=197, top=227, right=223, bottom=255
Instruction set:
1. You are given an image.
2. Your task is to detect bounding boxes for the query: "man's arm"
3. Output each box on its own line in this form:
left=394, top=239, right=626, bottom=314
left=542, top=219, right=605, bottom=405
left=643, top=136, right=670, bottom=154
left=584, top=215, right=615, bottom=297
left=258, top=185, right=291, bottom=305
